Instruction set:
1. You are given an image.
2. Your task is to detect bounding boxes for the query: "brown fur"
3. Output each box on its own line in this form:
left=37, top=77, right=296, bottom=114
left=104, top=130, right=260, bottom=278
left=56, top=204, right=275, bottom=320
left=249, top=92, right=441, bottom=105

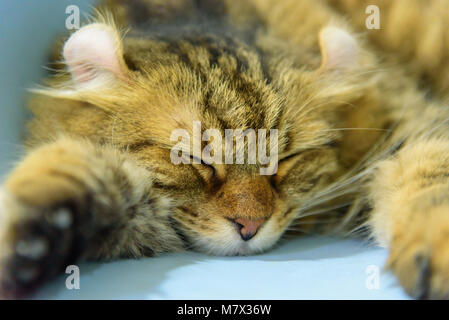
left=1, top=0, right=449, bottom=299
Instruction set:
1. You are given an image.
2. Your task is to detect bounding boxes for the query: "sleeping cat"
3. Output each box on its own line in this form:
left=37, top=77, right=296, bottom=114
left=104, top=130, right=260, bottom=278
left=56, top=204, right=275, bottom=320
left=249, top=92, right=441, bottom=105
left=1, top=0, right=449, bottom=299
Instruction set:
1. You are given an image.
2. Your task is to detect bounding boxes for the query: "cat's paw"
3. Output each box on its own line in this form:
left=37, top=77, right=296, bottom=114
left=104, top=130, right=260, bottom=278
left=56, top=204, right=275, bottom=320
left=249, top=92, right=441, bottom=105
left=387, top=209, right=449, bottom=299
left=0, top=191, right=77, bottom=299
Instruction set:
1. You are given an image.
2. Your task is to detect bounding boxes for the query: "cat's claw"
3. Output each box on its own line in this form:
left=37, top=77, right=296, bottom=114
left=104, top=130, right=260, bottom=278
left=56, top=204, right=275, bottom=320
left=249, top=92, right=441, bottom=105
left=387, top=229, right=449, bottom=300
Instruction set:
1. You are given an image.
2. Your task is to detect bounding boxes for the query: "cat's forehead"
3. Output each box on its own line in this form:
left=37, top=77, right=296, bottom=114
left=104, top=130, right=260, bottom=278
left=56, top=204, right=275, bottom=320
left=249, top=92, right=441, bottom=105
left=53, top=22, right=359, bottom=157
left=122, top=33, right=286, bottom=128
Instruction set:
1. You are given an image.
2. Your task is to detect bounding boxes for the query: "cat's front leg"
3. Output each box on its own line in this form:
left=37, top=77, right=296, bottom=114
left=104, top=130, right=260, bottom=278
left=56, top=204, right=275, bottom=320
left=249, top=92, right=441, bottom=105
left=369, top=139, right=449, bottom=299
left=0, top=137, right=182, bottom=298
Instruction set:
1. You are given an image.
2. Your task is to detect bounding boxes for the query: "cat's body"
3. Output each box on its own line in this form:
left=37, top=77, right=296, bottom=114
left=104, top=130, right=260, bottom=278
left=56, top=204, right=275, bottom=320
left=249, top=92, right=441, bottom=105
left=1, top=0, right=449, bottom=299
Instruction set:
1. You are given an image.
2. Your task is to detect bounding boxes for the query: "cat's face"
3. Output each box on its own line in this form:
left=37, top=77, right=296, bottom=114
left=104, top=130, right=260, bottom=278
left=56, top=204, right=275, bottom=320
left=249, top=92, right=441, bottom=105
left=41, top=23, right=365, bottom=255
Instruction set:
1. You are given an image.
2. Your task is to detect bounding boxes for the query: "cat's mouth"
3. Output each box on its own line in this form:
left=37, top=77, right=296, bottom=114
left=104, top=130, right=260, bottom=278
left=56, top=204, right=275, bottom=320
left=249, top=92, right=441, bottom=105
left=183, top=216, right=280, bottom=256
left=172, top=207, right=281, bottom=256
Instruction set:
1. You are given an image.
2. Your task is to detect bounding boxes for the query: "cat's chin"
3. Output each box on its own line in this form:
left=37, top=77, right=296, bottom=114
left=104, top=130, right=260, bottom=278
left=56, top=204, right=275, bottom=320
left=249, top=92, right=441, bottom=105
left=191, top=220, right=282, bottom=256
left=195, top=241, right=269, bottom=256
left=220, top=242, right=261, bottom=257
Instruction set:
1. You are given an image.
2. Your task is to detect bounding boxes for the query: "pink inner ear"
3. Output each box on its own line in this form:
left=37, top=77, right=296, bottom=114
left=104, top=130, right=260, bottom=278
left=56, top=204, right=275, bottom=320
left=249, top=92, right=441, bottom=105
left=63, top=24, right=124, bottom=84
left=319, top=27, right=358, bottom=70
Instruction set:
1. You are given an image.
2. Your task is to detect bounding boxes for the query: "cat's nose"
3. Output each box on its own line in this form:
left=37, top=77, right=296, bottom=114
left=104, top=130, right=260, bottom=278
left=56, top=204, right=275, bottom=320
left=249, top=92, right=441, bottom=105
left=233, top=218, right=266, bottom=241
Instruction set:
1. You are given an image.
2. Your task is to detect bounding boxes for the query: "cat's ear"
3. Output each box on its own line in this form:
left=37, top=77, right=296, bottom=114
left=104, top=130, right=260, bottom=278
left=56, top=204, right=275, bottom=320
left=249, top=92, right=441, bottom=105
left=63, top=23, right=129, bottom=89
left=318, top=26, right=358, bottom=71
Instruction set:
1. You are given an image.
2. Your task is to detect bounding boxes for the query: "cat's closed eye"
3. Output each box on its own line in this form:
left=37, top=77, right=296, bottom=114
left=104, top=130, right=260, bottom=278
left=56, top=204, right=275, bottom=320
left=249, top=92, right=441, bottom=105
left=190, top=155, right=217, bottom=183
left=273, top=151, right=305, bottom=184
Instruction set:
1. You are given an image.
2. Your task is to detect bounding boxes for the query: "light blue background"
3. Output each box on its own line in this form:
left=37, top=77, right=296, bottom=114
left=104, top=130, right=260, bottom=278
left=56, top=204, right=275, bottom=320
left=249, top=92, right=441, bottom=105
left=0, top=0, right=408, bottom=300
left=33, top=237, right=408, bottom=299
left=0, top=0, right=93, bottom=175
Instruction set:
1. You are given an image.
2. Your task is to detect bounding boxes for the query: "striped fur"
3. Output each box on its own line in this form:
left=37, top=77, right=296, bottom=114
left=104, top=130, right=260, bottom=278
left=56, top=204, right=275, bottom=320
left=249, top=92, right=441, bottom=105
left=1, top=0, right=449, bottom=298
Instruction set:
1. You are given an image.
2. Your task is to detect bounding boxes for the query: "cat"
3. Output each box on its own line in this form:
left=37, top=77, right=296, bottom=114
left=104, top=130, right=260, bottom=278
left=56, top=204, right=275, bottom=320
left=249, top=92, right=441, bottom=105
left=1, top=0, right=449, bottom=299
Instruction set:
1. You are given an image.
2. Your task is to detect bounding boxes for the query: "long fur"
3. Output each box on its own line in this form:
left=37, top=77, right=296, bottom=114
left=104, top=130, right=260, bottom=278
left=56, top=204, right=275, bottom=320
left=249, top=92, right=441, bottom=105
left=1, top=0, right=449, bottom=299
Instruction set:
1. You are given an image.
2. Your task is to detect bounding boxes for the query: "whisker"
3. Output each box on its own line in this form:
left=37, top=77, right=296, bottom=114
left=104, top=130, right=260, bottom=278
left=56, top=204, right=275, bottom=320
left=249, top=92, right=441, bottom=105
left=320, top=127, right=390, bottom=132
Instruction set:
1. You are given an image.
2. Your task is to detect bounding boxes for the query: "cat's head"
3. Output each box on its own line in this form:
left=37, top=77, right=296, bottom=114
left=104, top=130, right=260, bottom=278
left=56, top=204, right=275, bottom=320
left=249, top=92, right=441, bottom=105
left=34, top=21, right=374, bottom=255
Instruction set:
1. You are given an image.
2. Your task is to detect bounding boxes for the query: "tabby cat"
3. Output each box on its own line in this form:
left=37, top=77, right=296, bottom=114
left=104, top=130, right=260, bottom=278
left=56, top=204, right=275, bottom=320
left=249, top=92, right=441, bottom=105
left=1, top=0, right=449, bottom=299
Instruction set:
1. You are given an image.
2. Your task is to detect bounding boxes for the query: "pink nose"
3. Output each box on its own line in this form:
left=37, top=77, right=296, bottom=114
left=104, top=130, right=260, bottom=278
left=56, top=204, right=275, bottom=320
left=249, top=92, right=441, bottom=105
left=233, top=218, right=266, bottom=241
